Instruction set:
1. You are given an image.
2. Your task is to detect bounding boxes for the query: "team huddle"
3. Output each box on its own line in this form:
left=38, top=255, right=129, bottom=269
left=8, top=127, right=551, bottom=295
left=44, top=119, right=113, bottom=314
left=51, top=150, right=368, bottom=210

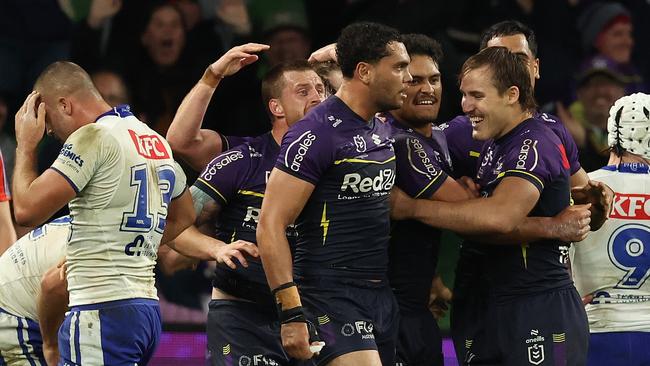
left=0, top=19, right=648, bottom=366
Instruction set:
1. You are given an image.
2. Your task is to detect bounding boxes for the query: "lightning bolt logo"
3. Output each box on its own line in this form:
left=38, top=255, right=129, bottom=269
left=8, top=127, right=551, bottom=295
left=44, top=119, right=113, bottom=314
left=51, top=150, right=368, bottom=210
left=521, top=243, right=529, bottom=269
left=321, top=202, right=329, bottom=246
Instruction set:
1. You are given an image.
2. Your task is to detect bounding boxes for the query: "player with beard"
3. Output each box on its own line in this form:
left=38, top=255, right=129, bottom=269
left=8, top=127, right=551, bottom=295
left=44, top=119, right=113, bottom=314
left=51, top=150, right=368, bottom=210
left=393, top=47, right=590, bottom=365
left=176, top=60, right=324, bottom=366
left=439, top=20, right=612, bottom=362
left=257, top=22, right=410, bottom=365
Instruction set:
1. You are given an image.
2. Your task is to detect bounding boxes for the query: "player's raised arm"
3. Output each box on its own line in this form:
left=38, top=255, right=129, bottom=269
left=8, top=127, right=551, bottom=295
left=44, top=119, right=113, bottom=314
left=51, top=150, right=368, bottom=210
left=166, top=43, right=269, bottom=171
left=257, top=168, right=315, bottom=359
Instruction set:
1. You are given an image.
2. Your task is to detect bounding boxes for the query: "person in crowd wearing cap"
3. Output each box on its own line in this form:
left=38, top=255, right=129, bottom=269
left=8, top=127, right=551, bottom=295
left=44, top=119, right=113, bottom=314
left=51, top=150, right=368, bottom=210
left=568, top=57, right=628, bottom=172
left=570, top=92, right=650, bottom=366
left=577, top=1, right=645, bottom=94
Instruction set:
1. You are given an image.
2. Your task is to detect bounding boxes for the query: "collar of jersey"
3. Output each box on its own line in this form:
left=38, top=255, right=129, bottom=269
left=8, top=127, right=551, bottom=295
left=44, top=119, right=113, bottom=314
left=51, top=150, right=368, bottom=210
left=602, top=163, right=650, bottom=174
left=95, top=104, right=134, bottom=122
left=331, top=95, right=375, bottom=128
left=494, top=117, right=536, bottom=143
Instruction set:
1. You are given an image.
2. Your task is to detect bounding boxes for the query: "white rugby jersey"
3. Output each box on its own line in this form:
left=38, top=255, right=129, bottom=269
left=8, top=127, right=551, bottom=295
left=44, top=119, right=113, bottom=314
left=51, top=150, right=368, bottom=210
left=50, top=105, right=186, bottom=307
left=570, top=163, right=650, bottom=333
left=0, top=217, right=70, bottom=320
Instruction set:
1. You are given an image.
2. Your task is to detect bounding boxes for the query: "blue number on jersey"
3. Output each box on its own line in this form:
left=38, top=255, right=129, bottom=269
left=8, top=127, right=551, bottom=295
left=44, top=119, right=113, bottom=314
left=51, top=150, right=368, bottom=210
left=121, top=164, right=177, bottom=232
left=608, top=223, right=650, bottom=289
left=155, top=165, right=177, bottom=234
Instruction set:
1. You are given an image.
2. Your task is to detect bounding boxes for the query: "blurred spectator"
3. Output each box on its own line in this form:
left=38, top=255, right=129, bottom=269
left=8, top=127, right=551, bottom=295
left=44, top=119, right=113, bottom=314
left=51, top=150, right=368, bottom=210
left=577, top=1, right=645, bottom=93
left=567, top=56, right=628, bottom=172
left=0, top=1, right=72, bottom=115
left=261, top=10, right=311, bottom=68
left=90, top=70, right=130, bottom=107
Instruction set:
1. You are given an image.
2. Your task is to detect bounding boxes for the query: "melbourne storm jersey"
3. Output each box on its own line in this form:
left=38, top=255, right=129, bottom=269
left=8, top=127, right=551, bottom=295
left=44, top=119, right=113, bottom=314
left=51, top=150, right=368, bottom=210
left=194, top=132, right=296, bottom=289
left=570, top=163, right=650, bottom=332
left=0, top=217, right=70, bottom=320
left=441, top=112, right=581, bottom=179
left=276, top=96, right=396, bottom=280
left=51, top=105, right=187, bottom=306
left=384, top=113, right=453, bottom=312
left=474, top=117, right=573, bottom=298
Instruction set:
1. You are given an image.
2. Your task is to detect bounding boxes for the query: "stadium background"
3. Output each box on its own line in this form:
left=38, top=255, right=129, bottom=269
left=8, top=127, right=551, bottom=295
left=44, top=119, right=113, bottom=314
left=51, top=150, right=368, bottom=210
left=1, top=0, right=649, bottom=364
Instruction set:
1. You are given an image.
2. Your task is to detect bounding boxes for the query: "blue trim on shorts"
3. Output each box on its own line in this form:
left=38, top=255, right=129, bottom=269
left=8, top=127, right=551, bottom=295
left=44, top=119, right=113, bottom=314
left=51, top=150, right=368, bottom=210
left=70, top=298, right=158, bottom=312
left=74, top=312, right=81, bottom=365
left=16, top=318, right=37, bottom=366
left=0, top=350, right=6, bottom=365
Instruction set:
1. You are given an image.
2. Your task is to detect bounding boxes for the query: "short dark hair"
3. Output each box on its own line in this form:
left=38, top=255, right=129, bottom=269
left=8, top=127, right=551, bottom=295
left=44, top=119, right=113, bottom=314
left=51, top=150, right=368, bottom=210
left=401, top=33, right=443, bottom=65
left=261, top=60, right=315, bottom=118
left=460, top=47, right=537, bottom=112
left=479, top=20, right=538, bottom=57
left=336, top=22, right=402, bottom=78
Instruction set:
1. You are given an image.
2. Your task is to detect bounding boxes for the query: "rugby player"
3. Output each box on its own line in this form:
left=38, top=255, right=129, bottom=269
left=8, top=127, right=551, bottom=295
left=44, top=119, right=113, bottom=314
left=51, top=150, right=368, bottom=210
left=257, top=22, right=409, bottom=365
left=177, top=60, right=324, bottom=365
left=166, top=43, right=270, bottom=172
left=393, top=47, right=590, bottom=365
left=12, top=61, right=195, bottom=365
left=440, top=20, right=612, bottom=362
left=571, top=92, right=650, bottom=366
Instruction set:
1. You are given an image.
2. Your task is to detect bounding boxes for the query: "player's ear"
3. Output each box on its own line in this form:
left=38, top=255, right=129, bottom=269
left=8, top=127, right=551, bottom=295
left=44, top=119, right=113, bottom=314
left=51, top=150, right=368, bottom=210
left=59, top=97, right=72, bottom=116
left=533, top=58, right=540, bottom=80
left=356, top=62, right=372, bottom=85
left=506, top=86, right=520, bottom=106
left=269, top=99, right=284, bottom=118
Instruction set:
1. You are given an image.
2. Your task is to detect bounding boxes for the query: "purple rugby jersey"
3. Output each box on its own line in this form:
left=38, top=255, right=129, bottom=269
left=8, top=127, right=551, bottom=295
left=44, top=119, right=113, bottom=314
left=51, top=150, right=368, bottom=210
left=194, top=132, right=296, bottom=287
left=474, top=118, right=574, bottom=299
left=384, top=112, right=454, bottom=312
left=441, top=112, right=581, bottom=179
left=275, top=96, right=396, bottom=280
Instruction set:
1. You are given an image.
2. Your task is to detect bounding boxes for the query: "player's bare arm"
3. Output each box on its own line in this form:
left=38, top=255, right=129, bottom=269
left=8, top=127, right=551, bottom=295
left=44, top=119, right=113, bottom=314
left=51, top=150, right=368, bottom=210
left=166, top=43, right=269, bottom=171
left=13, top=92, right=76, bottom=226
left=257, top=168, right=316, bottom=360
left=38, top=263, right=68, bottom=366
left=571, top=179, right=613, bottom=231
left=0, top=201, right=16, bottom=255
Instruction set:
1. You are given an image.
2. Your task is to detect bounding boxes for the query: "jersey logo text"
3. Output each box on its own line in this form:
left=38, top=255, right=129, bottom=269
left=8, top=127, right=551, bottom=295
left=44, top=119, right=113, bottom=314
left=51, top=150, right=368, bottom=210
left=128, top=130, right=170, bottom=159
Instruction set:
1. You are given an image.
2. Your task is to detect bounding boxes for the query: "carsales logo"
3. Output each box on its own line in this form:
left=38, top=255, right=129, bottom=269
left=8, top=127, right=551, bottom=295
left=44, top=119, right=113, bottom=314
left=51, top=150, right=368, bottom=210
left=610, top=193, right=650, bottom=220
left=285, top=130, right=316, bottom=172
left=128, top=130, right=170, bottom=159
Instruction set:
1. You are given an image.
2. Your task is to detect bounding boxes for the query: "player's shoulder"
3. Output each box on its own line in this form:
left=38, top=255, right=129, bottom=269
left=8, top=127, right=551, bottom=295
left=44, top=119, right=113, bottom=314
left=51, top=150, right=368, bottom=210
left=517, top=118, right=562, bottom=143
left=439, top=115, right=471, bottom=134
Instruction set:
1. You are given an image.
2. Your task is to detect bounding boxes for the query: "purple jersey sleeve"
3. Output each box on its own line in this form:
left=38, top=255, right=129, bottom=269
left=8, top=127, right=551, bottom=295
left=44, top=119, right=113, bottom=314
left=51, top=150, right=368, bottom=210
left=501, top=132, right=570, bottom=193
left=275, top=117, right=335, bottom=185
left=394, top=135, right=448, bottom=198
left=441, top=116, right=484, bottom=179
left=194, top=146, right=251, bottom=206
left=537, top=112, right=581, bottom=175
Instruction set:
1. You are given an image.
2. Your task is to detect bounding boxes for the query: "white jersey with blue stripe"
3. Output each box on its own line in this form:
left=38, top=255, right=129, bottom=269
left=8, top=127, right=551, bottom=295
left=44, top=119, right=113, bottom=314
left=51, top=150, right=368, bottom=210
left=570, top=163, right=650, bottom=332
left=49, top=105, right=187, bottom=307
left=0, top=217, right=70, bottom=366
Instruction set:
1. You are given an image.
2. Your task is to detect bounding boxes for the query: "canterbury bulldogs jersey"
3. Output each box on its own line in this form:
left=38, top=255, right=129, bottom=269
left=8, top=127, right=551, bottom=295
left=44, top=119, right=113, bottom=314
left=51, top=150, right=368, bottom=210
left=51, top=105, right=187, bottom=306
left=0, top=217, right=70, bottom=320
left=276, top=96, right=396, bottom=280
left=570, top=163, right=650, bottom=332
left=473, top=117, right=574, bottom=298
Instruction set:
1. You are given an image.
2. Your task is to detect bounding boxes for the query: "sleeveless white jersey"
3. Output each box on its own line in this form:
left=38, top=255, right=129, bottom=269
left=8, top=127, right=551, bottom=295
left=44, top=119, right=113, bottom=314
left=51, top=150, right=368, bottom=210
left=0, top=217, right=70, bottom=320
left=50, top=106, right=186, bottom=307
left=570, top=163, right=650, bottom=333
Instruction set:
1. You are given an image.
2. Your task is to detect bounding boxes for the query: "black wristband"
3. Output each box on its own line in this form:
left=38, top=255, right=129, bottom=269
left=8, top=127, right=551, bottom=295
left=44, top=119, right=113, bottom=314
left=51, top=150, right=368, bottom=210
left=271, top=282, right=298, bottom=295
left=279, top=306, right=307, bottom=324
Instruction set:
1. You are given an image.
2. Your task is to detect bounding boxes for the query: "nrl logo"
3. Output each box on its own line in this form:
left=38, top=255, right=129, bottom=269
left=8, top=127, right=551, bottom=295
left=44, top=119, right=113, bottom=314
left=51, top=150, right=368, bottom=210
left=353, top=135, right=367, bottom=152
left=527, top=343, right=545, bottom=365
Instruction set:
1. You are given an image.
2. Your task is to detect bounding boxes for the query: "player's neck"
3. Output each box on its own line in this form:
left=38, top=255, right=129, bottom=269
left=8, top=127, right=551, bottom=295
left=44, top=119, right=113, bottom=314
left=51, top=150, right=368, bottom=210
left=497, top=109, right=534, bottom=139
left=271, top=121, right=288, bottom=145
left=608, top=152, right=650, bottom=166
left=336, top=82, right=376, bottom=121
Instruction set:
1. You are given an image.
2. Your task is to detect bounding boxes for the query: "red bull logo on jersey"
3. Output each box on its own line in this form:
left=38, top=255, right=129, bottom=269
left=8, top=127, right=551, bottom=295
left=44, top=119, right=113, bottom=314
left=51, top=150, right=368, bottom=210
left=128, top=130, right=170, bottom=159
left=611, top=193, right=650, bottom=220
